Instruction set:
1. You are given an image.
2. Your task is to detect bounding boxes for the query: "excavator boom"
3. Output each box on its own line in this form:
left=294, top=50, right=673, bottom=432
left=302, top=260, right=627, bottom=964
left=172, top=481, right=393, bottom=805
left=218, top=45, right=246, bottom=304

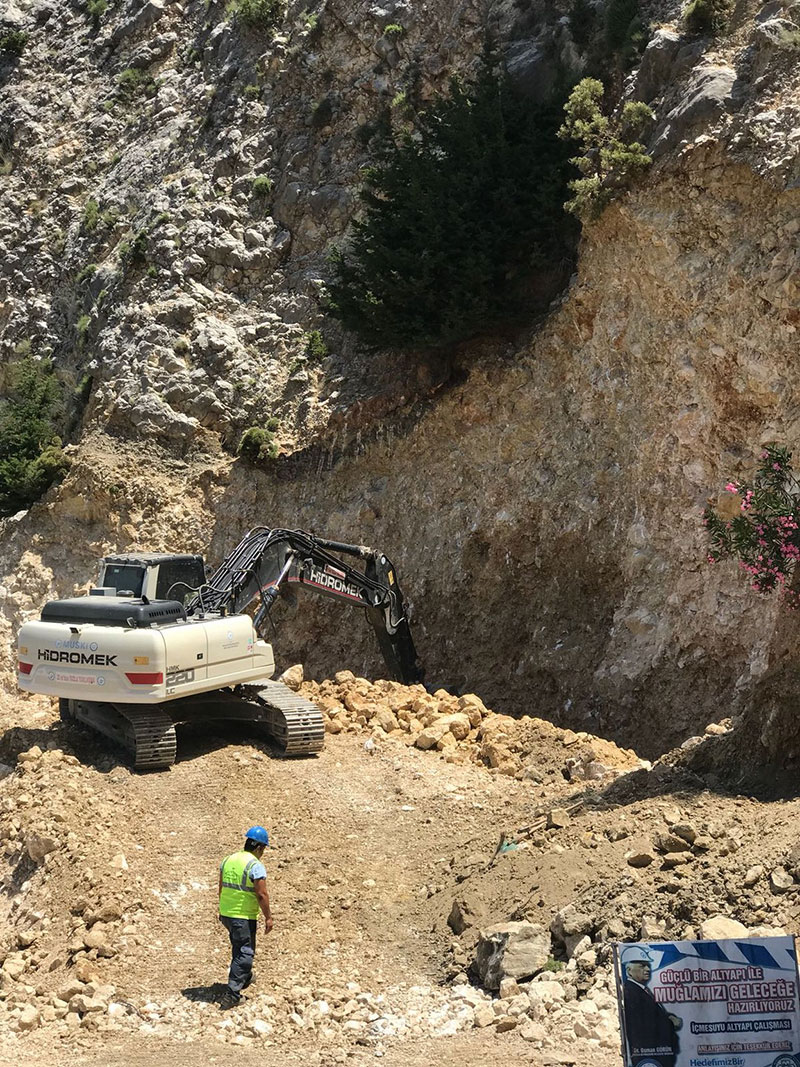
left=188, top=528, right=423, bottom=686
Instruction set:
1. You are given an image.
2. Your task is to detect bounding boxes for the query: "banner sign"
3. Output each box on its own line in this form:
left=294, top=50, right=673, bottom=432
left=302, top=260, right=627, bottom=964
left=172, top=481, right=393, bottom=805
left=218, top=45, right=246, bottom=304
left=614, top=936, right=800, bottom=1067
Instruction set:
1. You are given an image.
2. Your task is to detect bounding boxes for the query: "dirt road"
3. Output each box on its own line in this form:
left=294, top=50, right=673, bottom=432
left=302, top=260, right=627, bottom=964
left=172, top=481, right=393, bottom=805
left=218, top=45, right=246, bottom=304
left=5, top=681, right=796, bottom=1067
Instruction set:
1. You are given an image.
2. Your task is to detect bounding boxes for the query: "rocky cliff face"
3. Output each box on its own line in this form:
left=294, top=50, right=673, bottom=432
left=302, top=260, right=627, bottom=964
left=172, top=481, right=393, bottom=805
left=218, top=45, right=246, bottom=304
left=1, top=0, right=799, bottom=758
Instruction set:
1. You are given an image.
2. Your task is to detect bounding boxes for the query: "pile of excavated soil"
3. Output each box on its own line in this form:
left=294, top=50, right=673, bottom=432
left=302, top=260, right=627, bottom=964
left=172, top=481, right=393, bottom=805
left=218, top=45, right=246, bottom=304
left=298, top=669, right=646, bottom=785
left=0, top=676, right=799, bottom=1067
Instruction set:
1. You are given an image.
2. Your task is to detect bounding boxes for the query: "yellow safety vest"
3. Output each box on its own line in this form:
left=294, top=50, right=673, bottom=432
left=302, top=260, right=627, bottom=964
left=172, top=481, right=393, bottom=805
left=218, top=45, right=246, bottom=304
left=219, top=850, right=263, bottom=919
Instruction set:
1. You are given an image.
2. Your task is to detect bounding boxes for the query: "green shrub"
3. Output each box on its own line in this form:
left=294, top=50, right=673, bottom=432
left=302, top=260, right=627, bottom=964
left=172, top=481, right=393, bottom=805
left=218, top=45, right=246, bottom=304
left=117, top=68, right=157, bottom=100
left=383, top=23, right=404, bottom=35
left=543, top=956, right=565, bottom=972
left=0, top=446, right=71, bottom=515
left=237, top=426, right=279, bottom=462
left=120, top=229, right=149, bottom=269
left=558, top=78, right=653, bottom=221
left=305, top=329, right=328, bottom=360
left=251, top=174, right=273, bottom=197
left=76, top=263, right=97, bottom=282
left=117, top=68, right=139, bottom=94
left=74, top=374, right=94, bottom=405
left=86, top=0, right=107, bottom=27
left=0, top=358, right=69, bottom=516
left=605, top=0, right=642, bottom=55
left=0, top=30, right=29, bottom=55
left=568, top=0, right=597, bottom=50
left=231, top=0, right=285, bottom=30
left=327, top=57, right=575, bottom=349
left=683, top=0, right=732, bottom=35
left=83, top=199, right=99, bottom=231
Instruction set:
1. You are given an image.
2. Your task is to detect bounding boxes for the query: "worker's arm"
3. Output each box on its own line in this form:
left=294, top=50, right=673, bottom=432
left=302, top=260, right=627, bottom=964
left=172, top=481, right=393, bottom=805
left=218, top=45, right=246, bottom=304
left=253, top=877, right=273, bottom=933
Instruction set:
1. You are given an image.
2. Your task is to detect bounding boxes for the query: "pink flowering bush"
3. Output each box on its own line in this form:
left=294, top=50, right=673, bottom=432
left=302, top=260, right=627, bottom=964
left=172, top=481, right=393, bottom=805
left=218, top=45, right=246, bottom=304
left=704, top=445, right=800, bottom=600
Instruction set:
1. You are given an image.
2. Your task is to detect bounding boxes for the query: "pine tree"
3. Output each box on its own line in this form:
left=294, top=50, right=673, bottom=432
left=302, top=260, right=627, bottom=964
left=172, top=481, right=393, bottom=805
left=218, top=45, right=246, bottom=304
left=0, top=358, right=69, bottom=515
left=327, top=61, right=575, bottom=349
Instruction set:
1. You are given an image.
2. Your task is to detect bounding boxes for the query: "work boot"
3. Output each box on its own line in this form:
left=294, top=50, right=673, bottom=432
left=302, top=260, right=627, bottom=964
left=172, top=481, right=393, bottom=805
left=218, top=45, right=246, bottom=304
left=219, top=989, right=242, bottom=1011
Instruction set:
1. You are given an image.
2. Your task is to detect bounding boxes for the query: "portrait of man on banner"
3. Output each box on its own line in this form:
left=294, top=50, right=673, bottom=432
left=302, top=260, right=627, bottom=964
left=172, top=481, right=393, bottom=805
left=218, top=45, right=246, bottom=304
left=620, top=945, right=683, bottom=1067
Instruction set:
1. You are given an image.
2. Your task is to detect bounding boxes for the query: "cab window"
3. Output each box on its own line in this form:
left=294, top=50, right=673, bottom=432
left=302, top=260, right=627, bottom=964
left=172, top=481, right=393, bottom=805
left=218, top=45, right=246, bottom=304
left=102, top=564, right=145, bottom=596
left=156, top=559, right=206, bottom=603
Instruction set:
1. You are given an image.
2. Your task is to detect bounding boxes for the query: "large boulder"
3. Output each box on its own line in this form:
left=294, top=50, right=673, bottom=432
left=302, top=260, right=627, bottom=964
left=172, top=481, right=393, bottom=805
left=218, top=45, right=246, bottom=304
left=447, top=894, right=489, bottom=935
left=473, top=921, right=550, bottom=991
left=752, top=16, right=799, bottom=47
left=698, top=915, right=748, bottom=940
left=109, top=0, right=166, bottom=46
left=653, top=64, right=744, bottom=156
left=505, top=39, right=560, bottom=99
left=633, top=29, right=682, bottom=103
left=551, top=905, right=594, bottom=958
left=26, top=832, right=59, bottom=863
left=278, top=664, right=304, bottom=690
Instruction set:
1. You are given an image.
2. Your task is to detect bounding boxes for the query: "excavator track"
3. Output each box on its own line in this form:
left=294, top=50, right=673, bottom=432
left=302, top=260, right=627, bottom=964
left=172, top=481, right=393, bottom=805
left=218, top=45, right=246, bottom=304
left=121, top=707, right=178, bottom=771
left=58, top=683, right=323, bottom=770
left=251, top=681, right=325, bottom=755
left=166, top=681, right=325, bottom=756
left=61, top=699, right=178, bottom=771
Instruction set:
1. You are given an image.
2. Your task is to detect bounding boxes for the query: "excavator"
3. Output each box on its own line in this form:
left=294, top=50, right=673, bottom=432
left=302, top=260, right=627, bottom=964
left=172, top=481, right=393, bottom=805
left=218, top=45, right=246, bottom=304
left=16, top=528, right=423, bottom=770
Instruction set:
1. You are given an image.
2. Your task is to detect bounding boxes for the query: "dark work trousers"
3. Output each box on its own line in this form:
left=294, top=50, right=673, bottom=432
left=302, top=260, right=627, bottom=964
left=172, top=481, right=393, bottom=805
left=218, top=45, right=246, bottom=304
left=219, top=915, right=257, bottom=993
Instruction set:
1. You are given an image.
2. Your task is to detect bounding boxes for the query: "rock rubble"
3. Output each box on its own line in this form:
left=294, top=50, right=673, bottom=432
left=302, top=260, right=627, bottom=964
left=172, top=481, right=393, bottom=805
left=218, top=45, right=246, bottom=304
left=294, top=668, right=645, bottom=784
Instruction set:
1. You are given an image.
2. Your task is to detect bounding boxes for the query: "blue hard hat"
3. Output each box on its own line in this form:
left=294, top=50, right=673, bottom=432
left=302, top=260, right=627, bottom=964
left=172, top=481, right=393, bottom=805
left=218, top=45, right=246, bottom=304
left=245, top=825, right=269, bottom=846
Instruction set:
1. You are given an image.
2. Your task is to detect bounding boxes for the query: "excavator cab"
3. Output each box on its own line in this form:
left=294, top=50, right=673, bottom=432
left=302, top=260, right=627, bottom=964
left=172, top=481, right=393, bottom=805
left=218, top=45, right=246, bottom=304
left=94, top=554, right=207, bottom=605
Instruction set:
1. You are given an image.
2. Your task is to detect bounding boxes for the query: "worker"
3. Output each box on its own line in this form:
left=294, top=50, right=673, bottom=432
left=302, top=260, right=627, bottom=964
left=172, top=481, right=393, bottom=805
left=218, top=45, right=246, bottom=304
left=218, top=825, right=273, bottom=1010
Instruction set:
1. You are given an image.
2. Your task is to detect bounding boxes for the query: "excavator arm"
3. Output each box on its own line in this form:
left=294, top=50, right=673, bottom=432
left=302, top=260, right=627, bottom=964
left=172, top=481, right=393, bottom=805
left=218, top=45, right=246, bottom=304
left=186, top=528, right=423, bottom=685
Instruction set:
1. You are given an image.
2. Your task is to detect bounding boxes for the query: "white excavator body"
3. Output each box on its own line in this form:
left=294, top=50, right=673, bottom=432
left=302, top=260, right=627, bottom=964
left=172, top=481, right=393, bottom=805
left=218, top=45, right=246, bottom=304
left=17, top=611, right=275, bottom=704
